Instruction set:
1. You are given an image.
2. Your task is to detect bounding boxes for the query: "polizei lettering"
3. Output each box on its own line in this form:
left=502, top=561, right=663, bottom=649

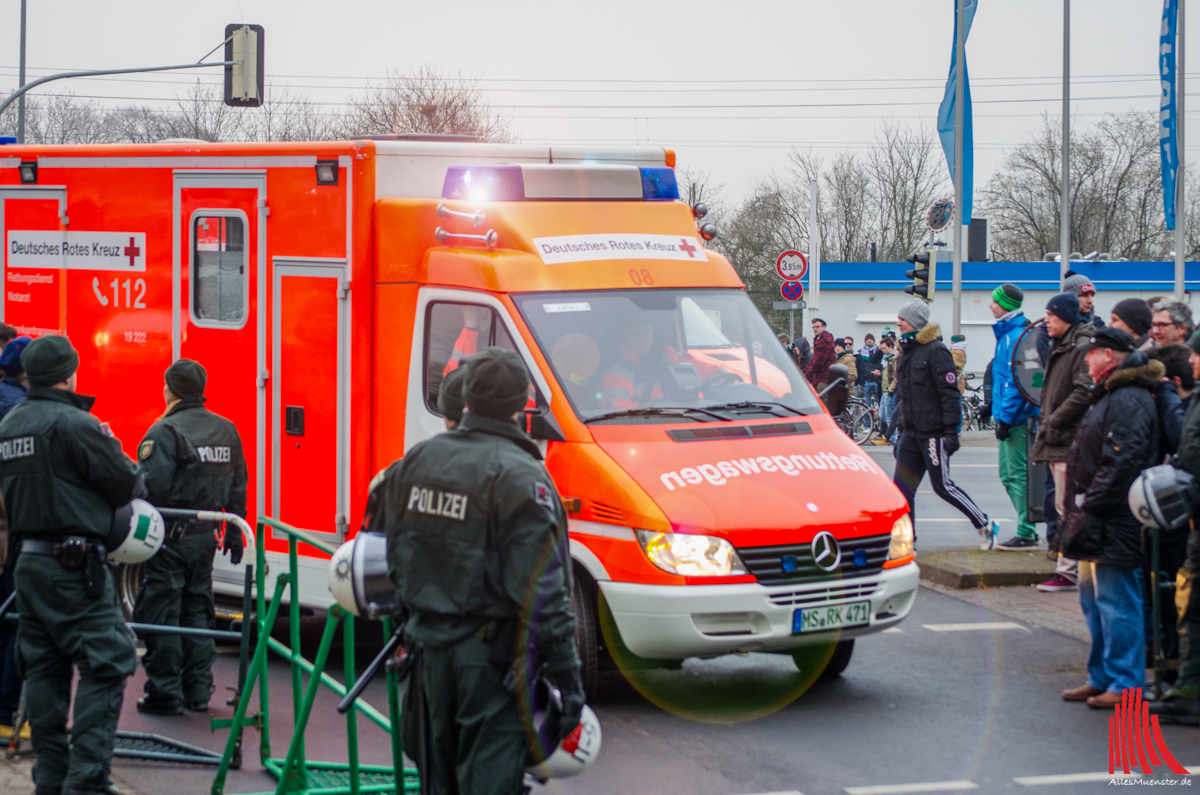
left=658, top=451, right=883, bottom=491
left=407, top=486, right=469, bottom=520
left=197, top=446, right=232, bottom=463
left=0, top=436, right=35, bottom=461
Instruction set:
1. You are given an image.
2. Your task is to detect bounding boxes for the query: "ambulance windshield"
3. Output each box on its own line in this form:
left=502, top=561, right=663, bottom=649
left=514, top=289, right=823, bottom=422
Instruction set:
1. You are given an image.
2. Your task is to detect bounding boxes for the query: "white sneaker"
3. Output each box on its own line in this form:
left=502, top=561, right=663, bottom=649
left=978, top=519, right=999, bottom=551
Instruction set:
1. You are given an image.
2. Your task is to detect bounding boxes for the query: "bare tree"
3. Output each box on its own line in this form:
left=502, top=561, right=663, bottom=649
left=341, top=66, right=512, bottom=142
left=867, top=122, right=945, bottom=259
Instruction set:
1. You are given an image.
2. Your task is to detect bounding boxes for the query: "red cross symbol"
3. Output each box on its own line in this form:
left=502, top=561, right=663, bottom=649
left=123, top=237, right=140, bottom=267
left=678, top=238, right=698, bottom=258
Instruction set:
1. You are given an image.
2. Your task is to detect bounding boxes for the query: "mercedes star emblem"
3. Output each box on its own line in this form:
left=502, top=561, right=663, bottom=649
left=811, top=531, right=842, bottom=573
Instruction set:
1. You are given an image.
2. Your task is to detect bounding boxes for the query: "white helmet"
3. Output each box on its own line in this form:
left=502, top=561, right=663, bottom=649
left=526, top=703, right=602, bottom=782
left=1129, top=464, right=1199, bottom=531
left=328, top=532, right=400, bottom=620
left=107, top=499, right=165, bottom=563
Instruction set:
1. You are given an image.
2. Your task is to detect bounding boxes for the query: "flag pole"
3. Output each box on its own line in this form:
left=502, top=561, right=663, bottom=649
left=1177, top=0, right=1186, bottom=299
left=1060, top=0, right=1070, bottom=288
left=952, top=0, right=965, bottom=337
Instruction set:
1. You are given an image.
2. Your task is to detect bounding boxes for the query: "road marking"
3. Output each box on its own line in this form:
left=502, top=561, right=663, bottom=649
left=923, top=622, right=1029, bottom=632
left=844, top=781, right=978, bottom=795
left=736, top=792, right=804, bottom=795
left=1012, top=771, right=1143, bottom=785
left=882, top=627, right=904, bottom=634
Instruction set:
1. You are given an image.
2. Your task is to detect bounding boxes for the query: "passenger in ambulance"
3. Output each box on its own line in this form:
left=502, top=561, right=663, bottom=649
left=597, top=321, right=681, bottom=410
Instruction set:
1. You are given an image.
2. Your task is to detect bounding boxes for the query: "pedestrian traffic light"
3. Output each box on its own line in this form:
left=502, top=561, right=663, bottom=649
left=905, top=250, right=935, bottom=302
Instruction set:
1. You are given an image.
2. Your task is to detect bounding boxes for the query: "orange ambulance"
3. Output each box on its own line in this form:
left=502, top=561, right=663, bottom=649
left=0, top=137, right=917, bottom=684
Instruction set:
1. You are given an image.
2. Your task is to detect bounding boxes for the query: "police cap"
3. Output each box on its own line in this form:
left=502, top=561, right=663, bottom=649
left=1088, top=326, right=1135, bottom=353
left=165, top=358, right=207, bottom=398
left=464, top=347, right=529, bottom=419
left=437, top=364, right=469, bottom=422
left=23, top=335, right=79, bottom=387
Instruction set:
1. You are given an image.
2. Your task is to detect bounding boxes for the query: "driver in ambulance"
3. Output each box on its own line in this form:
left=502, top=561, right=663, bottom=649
left=598, top=322, right=679, bottom=410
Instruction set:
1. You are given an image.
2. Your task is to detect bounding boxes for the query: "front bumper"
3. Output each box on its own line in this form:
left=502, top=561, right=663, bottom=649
left=598, top=561, right=919, bottom=659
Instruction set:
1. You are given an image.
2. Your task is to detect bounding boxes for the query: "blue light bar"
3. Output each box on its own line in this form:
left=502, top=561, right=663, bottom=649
left=639, top=167, right=679, bottom=200
left=442, top=165, right=525, bottom=201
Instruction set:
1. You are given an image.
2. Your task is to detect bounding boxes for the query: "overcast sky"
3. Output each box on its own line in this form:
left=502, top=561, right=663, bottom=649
left=0, top=0, right=1185, bottom=206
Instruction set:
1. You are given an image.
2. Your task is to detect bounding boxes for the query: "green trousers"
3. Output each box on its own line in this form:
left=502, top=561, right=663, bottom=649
left=1179, top=527, right=1200, bottom=691
left=15, top=553, right=137, bottom=792
left=132, top=531, right=217, bottom=704
left=998, top=424, right=1038, bottom=540
left=402, top=635, right=528, bottom=795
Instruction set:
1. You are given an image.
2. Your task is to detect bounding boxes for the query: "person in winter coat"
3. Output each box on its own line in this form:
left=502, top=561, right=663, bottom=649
left=1059, top=328, right=1162, bottom=709
left=892, top=299, right=999, bottom=548
left=1109, top=298, right=1154, bottom=352
left=877, top=336, right=899, bottom=445
left=987, top=285, right=1040, bottom=550
left=804, top=319, right=836, bottom=389
left=1148, top=344, right=1192, bottom=460
left=858, top=334, right=884, bottom=405
left=791, top=335, right=812, bottom=371
left=834, top=338, right=857, bottom=390
left=1031, top=293, right=1094, bottom=592
left=1062, top=272, right=1105, bottom=329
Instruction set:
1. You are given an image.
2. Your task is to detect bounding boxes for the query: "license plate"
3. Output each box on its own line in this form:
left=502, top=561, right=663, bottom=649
left=793, top=601, right=871, bottom=634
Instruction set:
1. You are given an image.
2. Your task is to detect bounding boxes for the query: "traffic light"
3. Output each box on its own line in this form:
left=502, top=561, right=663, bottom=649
left=224, top=25, right=265, bottom=108
left=905, top=250, right=935, bottom=302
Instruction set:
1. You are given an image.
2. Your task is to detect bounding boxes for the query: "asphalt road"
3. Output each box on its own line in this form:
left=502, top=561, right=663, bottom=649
left=87, top=441, right=1198, bottom=793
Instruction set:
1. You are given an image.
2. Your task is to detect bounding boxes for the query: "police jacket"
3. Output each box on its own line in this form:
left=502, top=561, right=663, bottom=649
left=896, top=322, right=961, bottom=440
left=1062, top=352, right=1163, bottom=567
left=138, top=395, right=248, bottom=519
left=377, top=411, right=578, bottom=671
left=990, top=312, right=1037, bottom=426
left=0, top=386, right=144, bottom=542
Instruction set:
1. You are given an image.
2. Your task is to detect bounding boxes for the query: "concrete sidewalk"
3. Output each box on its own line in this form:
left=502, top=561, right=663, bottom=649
left=0, top=753, right=150, bottom=795
left=918, top=548, right=1058, bottom=588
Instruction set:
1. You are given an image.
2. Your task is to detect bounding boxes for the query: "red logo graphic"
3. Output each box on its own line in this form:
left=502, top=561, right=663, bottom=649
left=1108, top=688, right=1187, bottom=775
left=123, top=236, right=141, bottom=267
left=678, top=238, right=698, bottom=258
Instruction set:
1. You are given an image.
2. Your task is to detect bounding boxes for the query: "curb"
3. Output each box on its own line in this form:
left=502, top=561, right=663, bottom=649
left=917, top=548, right=1057, bottom=589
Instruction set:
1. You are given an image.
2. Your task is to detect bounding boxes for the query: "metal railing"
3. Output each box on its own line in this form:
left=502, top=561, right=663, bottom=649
left=209, top=515, right=419, bottom=795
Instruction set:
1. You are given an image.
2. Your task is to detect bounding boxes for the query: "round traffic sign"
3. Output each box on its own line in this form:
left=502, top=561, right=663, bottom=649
left=775, top=250, right=808, bottom=282
left=780, top=281, right=804, bottom=301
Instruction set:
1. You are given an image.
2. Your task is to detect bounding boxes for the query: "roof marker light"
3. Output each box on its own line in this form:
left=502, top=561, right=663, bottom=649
left=639, top=167, right=679, bottom=200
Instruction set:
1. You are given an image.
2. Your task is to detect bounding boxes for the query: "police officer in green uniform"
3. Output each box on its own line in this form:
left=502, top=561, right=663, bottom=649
left=0, top=335, right=144, bottom=795
left=133, top=359, right=247, bottom=715
left=374, top=348, right=584, bottom=795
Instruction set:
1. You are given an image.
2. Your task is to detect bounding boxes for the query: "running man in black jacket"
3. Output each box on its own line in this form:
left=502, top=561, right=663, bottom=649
left=892, top=300, right=999, bottom=549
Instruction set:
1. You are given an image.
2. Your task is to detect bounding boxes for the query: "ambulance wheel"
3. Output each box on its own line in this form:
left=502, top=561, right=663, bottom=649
left=571, top=569, right=600, bottom=700
left=817, top=639, right=855, bottom=681
left=114, top=562, right=145, bottom=622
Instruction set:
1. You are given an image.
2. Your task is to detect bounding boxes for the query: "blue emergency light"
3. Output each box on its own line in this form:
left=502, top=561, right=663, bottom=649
left=441, top=165, right=678, bottom=202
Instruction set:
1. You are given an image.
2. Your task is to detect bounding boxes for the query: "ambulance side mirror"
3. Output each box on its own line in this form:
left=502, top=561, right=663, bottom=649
left=524, top=409, right=566, bottom=442
left=819, top=365, right=850, bottom=417
left=224, top=24, right=265, bottom=108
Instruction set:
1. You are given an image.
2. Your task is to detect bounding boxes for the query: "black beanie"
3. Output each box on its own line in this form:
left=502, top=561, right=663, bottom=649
left=464, top=348, right=530, bottom=419
left=437, top=365, right=468, bottom=422
left=1046, top=293, right=1081, bottom=325
left=1111, top=297, right=1153, bottom=336
left=165, top=358, right=207, bottom=398
left=23, top=335, right=79, bottom=387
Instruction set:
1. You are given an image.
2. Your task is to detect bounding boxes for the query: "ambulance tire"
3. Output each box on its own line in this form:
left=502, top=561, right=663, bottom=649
left=571, top=568, right=600, bottom=700
left=114, top=561, right=145, bottom=622
left=816, top=639, right=854, bottom=681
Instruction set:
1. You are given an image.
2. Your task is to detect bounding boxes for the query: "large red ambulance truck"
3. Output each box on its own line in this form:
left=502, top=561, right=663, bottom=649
left=0, top=137, right=917, bottom=689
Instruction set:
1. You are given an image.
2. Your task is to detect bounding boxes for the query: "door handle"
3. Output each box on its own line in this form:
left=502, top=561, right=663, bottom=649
left=285, top=406, right=304, bottom=436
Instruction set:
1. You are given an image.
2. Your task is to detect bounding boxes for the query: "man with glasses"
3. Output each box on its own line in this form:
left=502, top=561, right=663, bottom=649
left=804, top=319, right=837, bottom=391
left=1152, top=299, right=1194, bottom=347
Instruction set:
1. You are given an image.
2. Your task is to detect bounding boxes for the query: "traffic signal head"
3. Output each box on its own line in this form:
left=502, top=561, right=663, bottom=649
left=904, top=251, right=935, bottom=301
left=225, top=25, right=265, bottom=108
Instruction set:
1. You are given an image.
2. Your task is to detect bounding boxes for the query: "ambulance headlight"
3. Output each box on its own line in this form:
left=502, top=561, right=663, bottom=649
left=887, top=514, right=914, bottom=561
left=634, top=530, right=746, bottom=577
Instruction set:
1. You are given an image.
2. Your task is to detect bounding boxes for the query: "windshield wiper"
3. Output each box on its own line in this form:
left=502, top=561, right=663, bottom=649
left=583, top=406, right=727, bottom=424
left=702, top=401, right=808, bottom=417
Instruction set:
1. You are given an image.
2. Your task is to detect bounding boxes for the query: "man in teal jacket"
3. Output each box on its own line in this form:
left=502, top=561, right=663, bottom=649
left=989, top=284, right=1041, bottom=549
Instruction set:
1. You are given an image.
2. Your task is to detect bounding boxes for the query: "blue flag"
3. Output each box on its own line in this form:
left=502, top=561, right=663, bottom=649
left=1161, top=0, right=1180, bottom=230
left=937, top=0, right=977, bottom=225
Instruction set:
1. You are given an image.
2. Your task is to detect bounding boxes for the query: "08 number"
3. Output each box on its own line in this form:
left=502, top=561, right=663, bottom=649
left=628, top=269, right=655, bottom=286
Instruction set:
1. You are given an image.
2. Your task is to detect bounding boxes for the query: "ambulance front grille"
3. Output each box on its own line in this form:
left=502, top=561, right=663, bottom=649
left=739, top=534, right=891, bottom=585
left=767, top=580, right=882, bottom=607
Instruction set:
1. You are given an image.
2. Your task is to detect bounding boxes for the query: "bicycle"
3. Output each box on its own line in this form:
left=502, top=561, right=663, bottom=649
left=961, top=372, right=991, bottom=431
left=836, top=398, right=877, bottom=445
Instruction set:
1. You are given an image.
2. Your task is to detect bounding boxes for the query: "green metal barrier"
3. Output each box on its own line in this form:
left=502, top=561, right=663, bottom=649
left=210, top=517, right=419, bottom=795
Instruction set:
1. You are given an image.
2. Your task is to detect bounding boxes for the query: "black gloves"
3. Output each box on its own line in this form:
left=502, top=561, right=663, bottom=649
left=942, top=434, right=960, bottom=456
left=995, top=421, right=1011, bottom=441
left=224, top=524, right=244, bottom=566
left=547, top=666, right=586, bottom=745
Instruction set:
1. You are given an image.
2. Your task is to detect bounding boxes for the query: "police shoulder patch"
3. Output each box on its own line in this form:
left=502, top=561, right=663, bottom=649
left=138, top=440, right=154, bottom=460
left=534, top=481, right=555, bottom=511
